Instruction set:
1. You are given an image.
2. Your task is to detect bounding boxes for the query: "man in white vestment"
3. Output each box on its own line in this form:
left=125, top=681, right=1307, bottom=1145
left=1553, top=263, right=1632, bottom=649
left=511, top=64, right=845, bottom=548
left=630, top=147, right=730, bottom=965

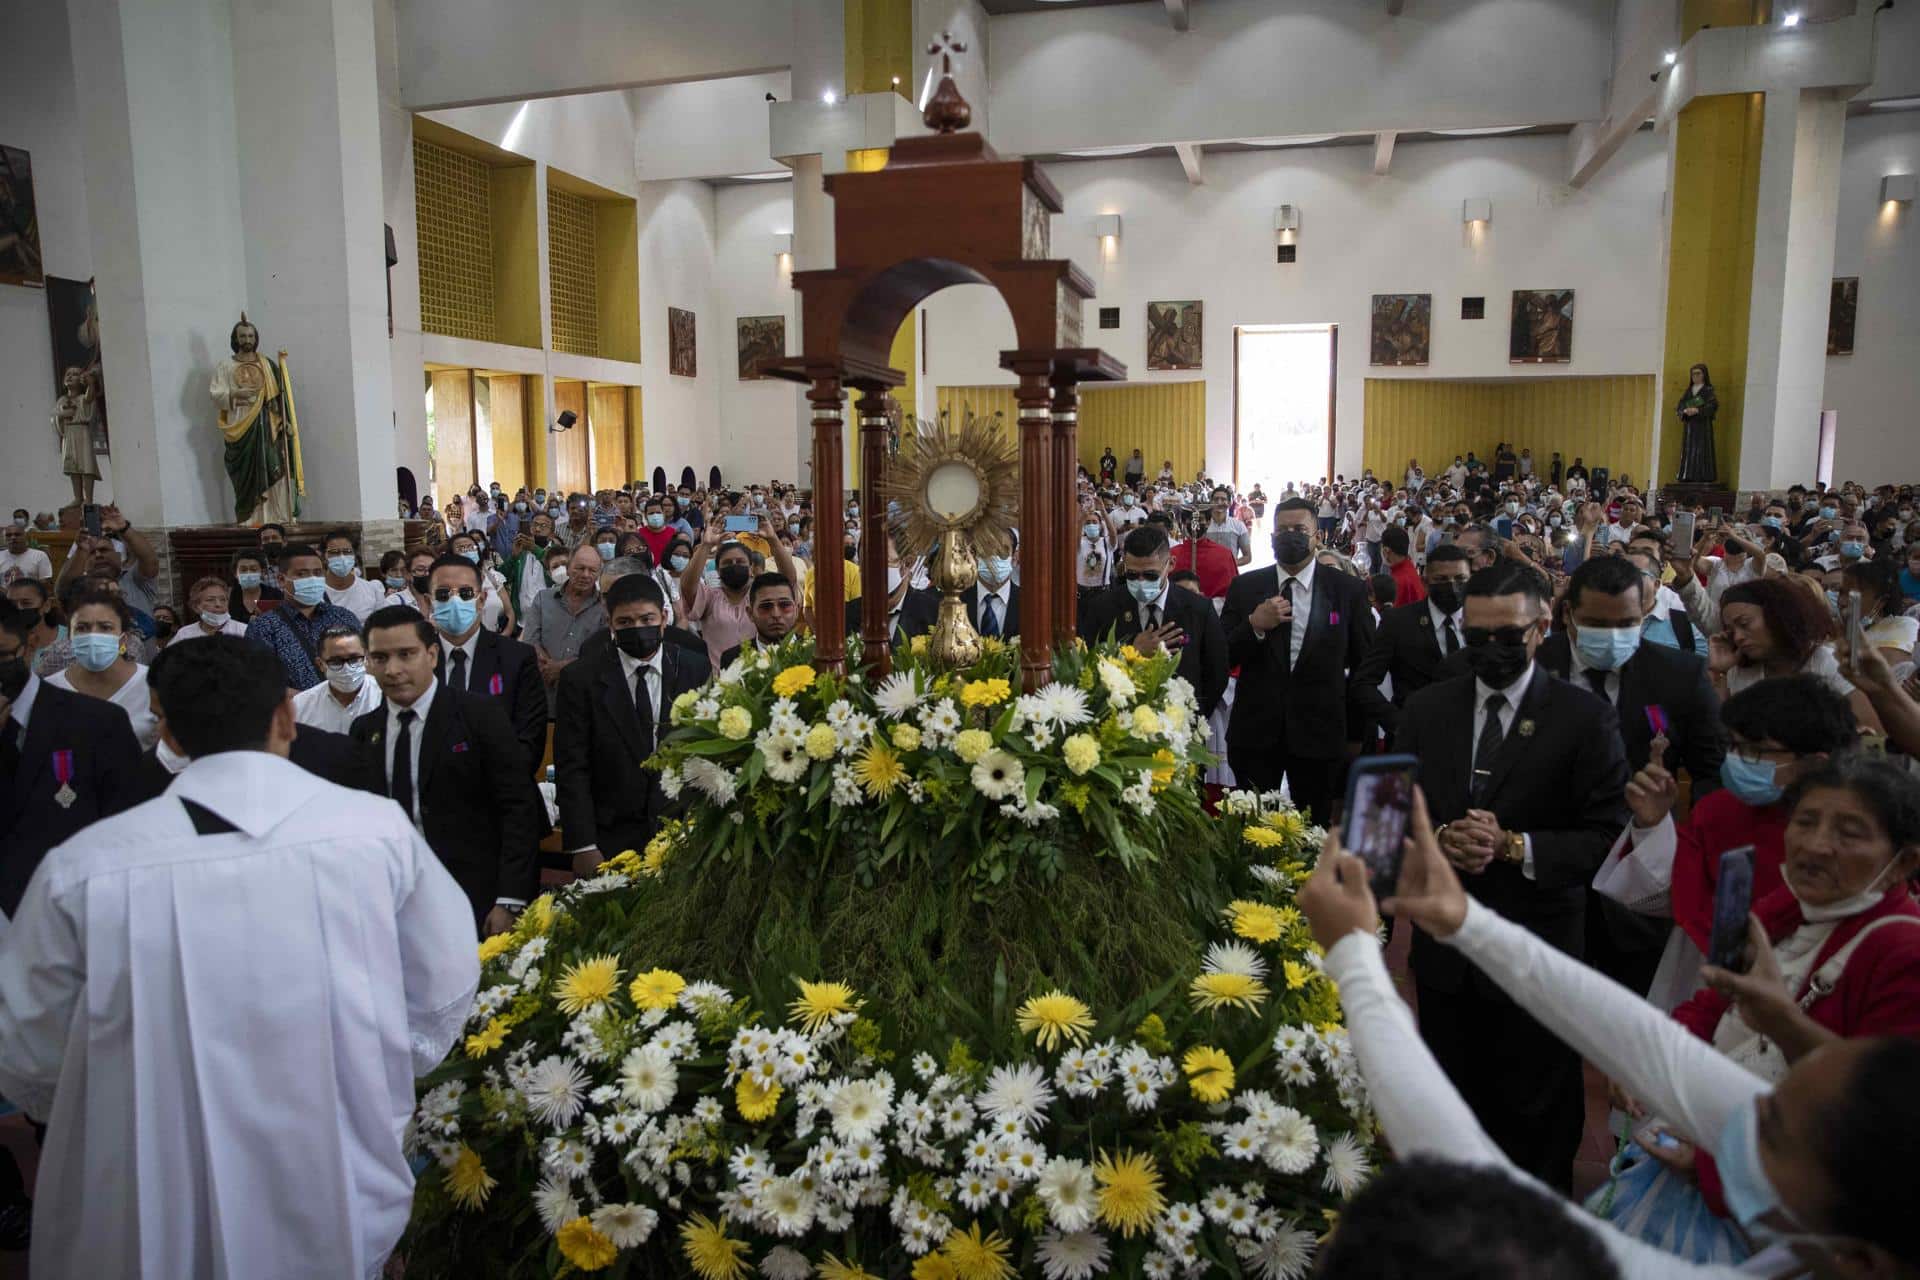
left=0, top=634, right=479, bottom=1279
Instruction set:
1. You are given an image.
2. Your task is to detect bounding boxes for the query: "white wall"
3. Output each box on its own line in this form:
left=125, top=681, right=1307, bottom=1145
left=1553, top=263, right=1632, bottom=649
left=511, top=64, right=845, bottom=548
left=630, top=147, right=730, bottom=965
left=920, top=130, right=1670, bottom=482
left=426, top=92, right=642, bottom=195
left=1825, top=107, right=1920, bottom=485
left=0, top=0, right=101, bottom=513
left=629, top=73, right=793, bottom=182
left=712, top=181, right=804, bottom=481
left=636, top=180, right=723, bottom=484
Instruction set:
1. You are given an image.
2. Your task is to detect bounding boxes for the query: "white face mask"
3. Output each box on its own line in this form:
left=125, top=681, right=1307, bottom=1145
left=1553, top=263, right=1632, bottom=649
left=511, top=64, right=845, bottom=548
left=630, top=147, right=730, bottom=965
left=200, top=611, right=231, bottom=630
left=886, top=566, right=903, bottom=594
left=327, top=660, right=367, bottom=694
left=1784, top=857, right=1900, bottom=923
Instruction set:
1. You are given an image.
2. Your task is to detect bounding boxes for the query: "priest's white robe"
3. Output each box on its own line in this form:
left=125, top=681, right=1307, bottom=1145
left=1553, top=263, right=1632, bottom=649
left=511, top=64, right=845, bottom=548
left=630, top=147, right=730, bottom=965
left=0, top=751, right=480, bottom=1279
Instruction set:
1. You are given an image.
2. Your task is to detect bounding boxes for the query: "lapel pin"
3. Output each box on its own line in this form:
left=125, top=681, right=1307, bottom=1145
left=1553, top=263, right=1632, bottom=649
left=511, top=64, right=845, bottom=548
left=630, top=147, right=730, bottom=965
left=1328, top=611, right=1340, bottom=626
left=1518, top=719, right=1536, bottom=738
left=452, top=741, right=470, bottom=753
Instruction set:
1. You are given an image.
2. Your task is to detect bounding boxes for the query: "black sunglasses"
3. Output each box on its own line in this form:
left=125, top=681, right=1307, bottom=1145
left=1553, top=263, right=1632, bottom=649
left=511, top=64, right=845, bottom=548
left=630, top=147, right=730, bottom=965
left=1463, top=624, right=1536, bottom=647
left=431, top=587, right=478, bottom=603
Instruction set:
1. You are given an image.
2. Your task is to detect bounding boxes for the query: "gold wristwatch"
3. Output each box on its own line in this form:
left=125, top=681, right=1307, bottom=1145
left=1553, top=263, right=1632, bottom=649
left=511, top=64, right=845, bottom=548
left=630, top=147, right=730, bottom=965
left=1502, top=831, right=1526, bottom=865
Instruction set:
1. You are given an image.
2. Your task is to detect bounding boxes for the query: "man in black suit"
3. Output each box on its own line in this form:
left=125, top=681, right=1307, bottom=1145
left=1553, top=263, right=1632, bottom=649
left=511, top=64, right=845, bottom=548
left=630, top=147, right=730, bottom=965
left=1079, top=524, right=1228, bottom=718
left=1393, top=560, right=1630, bottom=1192
left=349, top=606, right=541, bottom=934
left=1539, top=553, right=1724, bottom=994
left=425, top=554, right=547, bottom=775
left=0, top=601, right=143, bottom=915
left=1221, top=498, right=1376, bottom=822
left=718, top=573, right=802, bottom=669
left=555, top=575, right=711, bottom=877
left=964, top=539, right=1019, bottom=640
left=845, top=538, right=940, bottom=652
left=579, top=556, right=706, bottom=666
left=1352, top=543, right=1473, bottom=736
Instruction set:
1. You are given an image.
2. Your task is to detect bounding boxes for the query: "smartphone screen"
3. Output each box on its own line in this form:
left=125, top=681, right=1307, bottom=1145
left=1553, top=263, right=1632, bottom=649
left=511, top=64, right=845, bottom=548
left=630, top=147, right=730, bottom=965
left=1671, top=510, right=1696, bottom=559
left=1342, top=755, right=1419, bottom=898
left=1845, top=590, right=1864, bottom=651
left=723, top=515, right=757, bottom=534
left=1708, top=845, right=1756, bottom=973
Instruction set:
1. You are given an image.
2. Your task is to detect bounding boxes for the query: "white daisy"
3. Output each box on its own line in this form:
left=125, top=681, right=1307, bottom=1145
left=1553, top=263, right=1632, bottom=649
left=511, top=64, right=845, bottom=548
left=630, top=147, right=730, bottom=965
left=828, top=1078, right=893, bottom=1143
left=1271, top=1026, right=1314, bottom=1058
left=1321, top=1132, right=1372, bottom=1196
left=912, top=1052, right=939, bottom=1080
left=1141, top=1249, right=1176, bottom=1279
left=523, top=1055, right=589, bottom=1129
left=976, top=1062, right=1054, bottom=1131
left=917, top=697, right=962, bottom=742
left=759, top=1245, right=812, bottom=1280
left=971, top=749, right=1026, bottom=801
left=1202, top=941, right=1270, bottom=980
left=1036, top=1229, right=1110, bottom=1280
left=1036, top=1157, right=1097, bottom=1232
left=1276, top=1054, right=1317, bottom=1087
left=1237, top=1222, right=1316, bottom=1280
left=591, top=1201, right=658, bottom=1247
left=1026, top=723, right=1054, bottom=751
left=617, top=1044, right=679, bottom=1113
left=1262, top=1107, right=1320, bottom=1175
left=874, top=671, right=926, bottom=718
left=756, top=727, right=809, bottom=784
left=532, top=1175, right=579, bottom=1232
left=761, top=1175, right=817, bottom=1236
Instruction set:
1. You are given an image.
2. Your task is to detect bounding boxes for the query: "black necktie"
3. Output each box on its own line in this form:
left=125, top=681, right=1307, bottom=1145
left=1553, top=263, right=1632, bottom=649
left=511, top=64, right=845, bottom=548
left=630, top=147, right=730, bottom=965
left=634, top=666, right=656, bottom=753
left=1144, top=603, right=1160, bottom=632
left=0, top=718, right=19, bottom=781
left=1472, top=692, right=1507, bottom=803
left=1278, top=579, right=1296, bottom=665
left=982, top=595, right=1001, bottom=638
left=1585, top=668, right=1611, bottom=704
left=448, top=647, right=468, bottom=694
left=392, top=708, right=417, bottom=818
left=1441, top=616, right=1459, bottom=655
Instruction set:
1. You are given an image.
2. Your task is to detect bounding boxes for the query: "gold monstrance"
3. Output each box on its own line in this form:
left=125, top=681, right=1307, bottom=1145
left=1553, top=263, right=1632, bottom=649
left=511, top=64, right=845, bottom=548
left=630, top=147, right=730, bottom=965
left=879, top=409, right=1019, bottom=668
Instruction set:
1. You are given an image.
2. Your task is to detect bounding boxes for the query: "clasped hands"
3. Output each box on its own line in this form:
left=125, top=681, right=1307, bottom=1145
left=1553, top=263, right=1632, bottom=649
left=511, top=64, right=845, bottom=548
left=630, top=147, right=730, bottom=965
left=1438, top=809, right=1508, bottom=875
left=1297, top=787, right=1470, bottom=953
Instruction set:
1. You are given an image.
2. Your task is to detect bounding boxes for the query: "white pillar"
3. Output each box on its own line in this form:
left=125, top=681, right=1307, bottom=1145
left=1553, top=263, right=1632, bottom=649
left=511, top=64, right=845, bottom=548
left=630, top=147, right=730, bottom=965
left=1738, top=88, right=1847, bottom=491
left=789, top=152, right=836, bottom=485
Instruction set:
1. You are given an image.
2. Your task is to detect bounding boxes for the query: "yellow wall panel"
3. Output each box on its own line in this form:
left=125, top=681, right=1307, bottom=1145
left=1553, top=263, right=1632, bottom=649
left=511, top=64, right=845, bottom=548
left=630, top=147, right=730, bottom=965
left=628, top=386, right=644, bottom=486
left=1078, top=381, right=1206, bottom=482
left=553, top=382, right=590, bottom=494
left=844, top=0, right=912, bottom=97
left=1363, top=376, right=1658, bottom=486
left=413, top=139, right=496, bottom=343
left=524, top=376, right=548, bottom=492
left=596, top=202, right=640, bottom=364
left=430, top=370, right=475, bottom=497
left=488, top=373, right=528, bottom=493
left=934, top=386, right=1020, bottom=453
left=490, top=166, right=542, bottom=349
left=547, top=187, right=600, bottom=357
left=589, top=384, right=629, bottom=489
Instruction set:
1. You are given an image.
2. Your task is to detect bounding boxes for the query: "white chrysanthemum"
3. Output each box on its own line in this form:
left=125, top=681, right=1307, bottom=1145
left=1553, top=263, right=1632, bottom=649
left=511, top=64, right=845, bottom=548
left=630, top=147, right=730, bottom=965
left=829, top=761, right=864, bottom=807
left=532, top=1175, right=579, bottom=1232
left=971, top=749, right=1026, bottom=801
left=679, top=979, right=733, bottom=1015
left=591, top=1201, right=658, bottom=1248
left=1237, top=1222, right=1316, bottom=1280
left=1035, top=681, right=1092, bottom=729
left=524, top=1055, right=589, bottom=1129
left=759, top=1245, right=812, bottom=1280
left=1203, top=940, right=1270, bottom=980
left=618, top=1044, right=678, bottom=1113
left=1262, top=1107, right=1320, bottom=1175
left=761, top=1175, right=817, bottom=1236
left=976, top=1062, right=1055, bottom=1131
left=1037, top=1229, right=1111, bottom=1280
left=1097, top=660, right=1136, bottom=706
left=874, top=671, right=925, bottom=718
left=828, top=1077, right=893, bottom=1143
left=1036, top=1157, right=1097, bottom=1232
left=1272, top=1026, right=1314, bottom=1058
left=1321, top=1132, right=1372, bottom=1196
left=656, top=765, right=683, bottom=799
left=1276, top=1054, right=1317, bottom=1087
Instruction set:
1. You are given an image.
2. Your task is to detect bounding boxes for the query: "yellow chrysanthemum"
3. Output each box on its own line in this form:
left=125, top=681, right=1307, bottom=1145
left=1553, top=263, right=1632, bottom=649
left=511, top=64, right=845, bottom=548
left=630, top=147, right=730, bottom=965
left=640, top=833, right=672, bottom=877
left=1118, top=644, right=1144, bottom=664
left=1262, top=809, right=1309, bottom=842
left=941, top=1222, right=1015, bottom=1280
left=735, top=1074, right=782, bottom=1122
left=910, top=634, right=932, bottom=656
left=912, top=1255, right=960, bottom=1280
left=1183, top=1044, right=1236, bottom=1102
left=789, top=978, right=861, bottom=1034
left=1150, top=748, right=1177, bottom=787
left=464, top=1017, right=509, bottom=1059
left=852, top=741, right=909, bottom=798
left=603, top=847, right=642, bottom=876
left=516, top=894, right=555, bottom=938
left=556, top=1216, right=619, bottom=1271
left=555, top=954, right=623, bottom=1015
left=680, top=1213, right=751, bottom=1280
left=805, top=722, right=839, bottom=760
left=1225, top=899, right=1285, bottom=944
left=1190, top=970, right=1270, bottom=1013
left=818, top=1255, right=881, bottom=1280
left=771, top=664, right=817, bottom=697
left=717, top=706, right=753, bottom=741
left=629, top=967, right=687, bottom=1010
left=1284, top=959, right=1315, bottom=990
left=1242, top=825, right=1285, bottom=849
left=446, top=1143, right=496, bottom=1210
left=477, top=931, right=516, bottom=964
left=890, top=723, right=922, bottom=752
left=1015, top=989, right=1096, bottom=1052
left=1093, top=1147, right=1165, bottom=1238
left=951, top=728, right=993, bottom=764
left=1131, top=705, right=1163, bottom=737
left=1061, top=733, right=1101, bottom=776
left=960, top=678, right=1011, bottom=709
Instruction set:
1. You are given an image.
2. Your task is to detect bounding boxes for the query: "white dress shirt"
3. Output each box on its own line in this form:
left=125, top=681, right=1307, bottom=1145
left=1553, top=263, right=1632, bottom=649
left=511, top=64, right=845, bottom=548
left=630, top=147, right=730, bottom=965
left=620, top=646, right=664, bottom=727
left=291, top=674, right=383, bottom=734
left=1471, top=663, right=1537, bottom=878
left=975, top=581, right=1014, bottom=636
left=166, top=618, right=249, bottom=645
left=1135, top=581, right=1171, bottom=631
left=0, top=751, right=479, bottom=1280
left=1427, top=600, right=1463, bottom=655
left=439, top=631, right=481, bottom=694
left=47, top=664, right=159, bottom=751
left=1261, top=557, right=1316, bottom=671
left=383, top=680, right=438, bottom=827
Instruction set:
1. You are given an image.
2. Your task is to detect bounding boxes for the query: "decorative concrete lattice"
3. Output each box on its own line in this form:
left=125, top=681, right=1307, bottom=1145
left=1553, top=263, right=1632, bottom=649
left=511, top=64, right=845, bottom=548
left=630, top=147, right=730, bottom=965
left=413, top=138, right=496, bottom=343
left=547, top=187, right=599, bottom=357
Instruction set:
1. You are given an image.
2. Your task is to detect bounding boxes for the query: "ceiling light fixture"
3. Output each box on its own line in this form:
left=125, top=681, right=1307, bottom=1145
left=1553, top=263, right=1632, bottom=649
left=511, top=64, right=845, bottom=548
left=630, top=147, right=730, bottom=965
left=1664, top=49, right=1678, bottom=65
left=1241, top=134, right=1339, bottom=147
left=1432, top=125, right=1530, bottom=137
left=1782, top=10, right=1801, bottom=25
left=1061, top=144, right=1155, bottom=157
left=729, top=172, right=791, bottom=182
left=1872, top=96, right=1920, bottom=111
left=822, top=90, right=837, bottom=105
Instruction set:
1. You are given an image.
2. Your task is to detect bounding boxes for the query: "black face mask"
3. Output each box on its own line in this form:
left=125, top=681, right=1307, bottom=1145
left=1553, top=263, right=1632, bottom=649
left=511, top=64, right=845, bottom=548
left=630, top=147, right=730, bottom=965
left=1463, top=636, right=1532, bottom=688
left=411, top=574, right=431, bottom=595
left=1273, top=529, right=1314, bottom=565
left=718, top=563, right=751, bottom=591
left=0, top=655, right=28, bottom=701
left=613, top=624, right=663, bottom=660
left=533, top=535, right=551, bottom=549
left=10, top=609, right=40, bottom=637
left=1426, top=582, right=1464, bottom=614
left=154, top=620, right=177, bottom=640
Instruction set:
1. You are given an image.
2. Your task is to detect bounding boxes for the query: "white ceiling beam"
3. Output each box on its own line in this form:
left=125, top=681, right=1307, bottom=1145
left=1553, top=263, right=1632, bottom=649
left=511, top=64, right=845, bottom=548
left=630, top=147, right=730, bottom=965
left=1372, top=130, right=1397, bottom=175
left=1164, top=0, right=1191, bottom=32
left=1175, top=141, right=1204, bottom=185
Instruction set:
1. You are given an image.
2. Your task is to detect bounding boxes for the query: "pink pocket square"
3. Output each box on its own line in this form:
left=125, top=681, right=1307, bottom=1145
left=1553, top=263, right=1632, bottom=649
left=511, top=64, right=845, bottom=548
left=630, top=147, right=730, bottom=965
left=1328, top=611, right=1341, bottom=626
left=451, top=741, right=469, bottom=754
left=488, top=674, right=504, bottom=696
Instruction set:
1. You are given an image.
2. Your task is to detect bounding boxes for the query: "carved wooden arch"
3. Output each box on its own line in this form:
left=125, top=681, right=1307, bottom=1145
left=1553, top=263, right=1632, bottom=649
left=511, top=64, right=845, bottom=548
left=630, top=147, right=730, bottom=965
left=768, top=130, right=1124, bottom=688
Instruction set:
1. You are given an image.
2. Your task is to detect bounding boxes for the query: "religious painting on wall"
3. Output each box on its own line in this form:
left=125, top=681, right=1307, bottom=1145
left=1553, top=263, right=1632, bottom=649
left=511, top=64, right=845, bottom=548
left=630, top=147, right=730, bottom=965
left=668, top=306, right=697, bottom=377
left=1827, top=278, right=1858, bottom=356
left=736, top=315, right=785, bottom=380
left=46, top=275, right=109, bottom=456
left=1146, top=300, right=1202, bottom=371
left=1370, top=294, right=1432, bottom=366
left=1509, top=289, right=1575, bottom=363
left=0, top=145, right=46, bottom=288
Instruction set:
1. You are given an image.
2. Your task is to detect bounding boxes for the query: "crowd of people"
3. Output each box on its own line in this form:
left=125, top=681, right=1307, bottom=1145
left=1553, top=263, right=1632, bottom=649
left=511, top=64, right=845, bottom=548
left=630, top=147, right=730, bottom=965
left=0, top=450, right=1918, bottom=1276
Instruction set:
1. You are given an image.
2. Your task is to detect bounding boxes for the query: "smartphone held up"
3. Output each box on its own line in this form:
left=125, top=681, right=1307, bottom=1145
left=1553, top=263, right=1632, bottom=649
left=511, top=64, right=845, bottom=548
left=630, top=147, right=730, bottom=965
left=1341, top=755, right=1419, bottom=899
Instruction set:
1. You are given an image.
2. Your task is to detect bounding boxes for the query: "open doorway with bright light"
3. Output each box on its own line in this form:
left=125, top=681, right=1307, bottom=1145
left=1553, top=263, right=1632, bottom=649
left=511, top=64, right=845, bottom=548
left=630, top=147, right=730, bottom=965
left=1234, top=324, right=1336, bottom=497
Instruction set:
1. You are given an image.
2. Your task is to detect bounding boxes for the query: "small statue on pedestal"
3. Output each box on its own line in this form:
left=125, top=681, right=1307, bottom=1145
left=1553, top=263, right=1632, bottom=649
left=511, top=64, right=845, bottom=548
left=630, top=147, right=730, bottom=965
left=52, top=365, right=101, bottom=505
left=211, top=313, right=306, bottom=524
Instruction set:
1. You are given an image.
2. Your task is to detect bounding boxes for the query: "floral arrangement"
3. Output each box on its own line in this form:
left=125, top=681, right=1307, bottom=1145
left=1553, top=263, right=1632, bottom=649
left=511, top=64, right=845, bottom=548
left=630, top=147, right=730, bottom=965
left=651, top=635, right=1213, bottom=886
left=402, top=793, right=1378, bottom=1278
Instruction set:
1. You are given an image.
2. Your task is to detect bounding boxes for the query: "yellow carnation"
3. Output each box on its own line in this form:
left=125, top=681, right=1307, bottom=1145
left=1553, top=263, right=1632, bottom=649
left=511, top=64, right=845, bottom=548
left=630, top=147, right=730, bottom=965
left=960, top=678, right=1011, bottom=709
left=805, top=723, right=838, bottom=760
left=952, top=728, right=993, bottom=764
left=556, top=1217, right=618, bottom=1271
left=670, top=688, right=700, bottom=724
left=735, top=1074, right=782, bottom=1122
left=891, top=723, right=922, bottom=752
left=910, top=634, right=931, bottom=656
left=1183, top=1044, right=1236, bottom=1103
left=603, top=847, right=643, bottom=875
left=717, top=706, right=753, bottom=740
left=1131, top=705, right=1162, bottom=737
left=641, top=830, right=674, bottom=876
left=1062, top=733, right=1101, bottom=776
left=771, top=664, right=816, bottom=697
left=1242, top=825, right=1285, bottom=849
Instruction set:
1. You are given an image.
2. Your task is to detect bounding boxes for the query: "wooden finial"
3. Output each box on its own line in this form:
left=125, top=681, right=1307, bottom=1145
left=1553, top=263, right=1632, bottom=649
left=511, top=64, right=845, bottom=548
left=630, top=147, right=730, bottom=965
left=923, top=31, right=972, bottom=134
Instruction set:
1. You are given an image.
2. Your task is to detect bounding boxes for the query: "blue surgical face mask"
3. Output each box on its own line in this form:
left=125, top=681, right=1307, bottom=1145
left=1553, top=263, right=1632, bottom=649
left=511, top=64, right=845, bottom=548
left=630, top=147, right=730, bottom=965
left=236, top=572, right=261, bottom=590
left=72, top=632, right=122, bottom=672
left=1820, top=506, right=1838, bottom=520
left=326, top=554, right=356, bottom=578
left=289, top=576, right=328, bottom=607
left=1083, top=523, right=1101, bottom=541
left=1574, top=623, right=1642, bottom=672
left=459, top=549, right=480, bottom=565
left=597, top=541, right=617, bottom=560
left=979, top=556, right=1013, bottom=587
left=548, top=507, right=563, bottom=520
left=669, top=554, right=690, bottom=573
left=1126, top=576, right=1163, bottom=604
left=647, top=513, right=665, bottom=530
left=1721, top=754, right=1784, bottom=807
left=1762, top=515, right=1784, bottom=530
left=1839, top=540, right=1865, bottom=559
left=514, top=501, right=528, bottom=514
left=385, top=575, right=407, bottom=590
left=432, top=596, right=478, bottom=636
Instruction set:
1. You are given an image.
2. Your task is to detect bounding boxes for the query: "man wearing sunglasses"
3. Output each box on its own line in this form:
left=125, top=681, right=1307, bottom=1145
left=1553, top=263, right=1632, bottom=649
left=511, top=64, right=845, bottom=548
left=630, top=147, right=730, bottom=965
left=1390, top=559, right=1630, bottom=1193
left=425, top=555, right=545, bottom=777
